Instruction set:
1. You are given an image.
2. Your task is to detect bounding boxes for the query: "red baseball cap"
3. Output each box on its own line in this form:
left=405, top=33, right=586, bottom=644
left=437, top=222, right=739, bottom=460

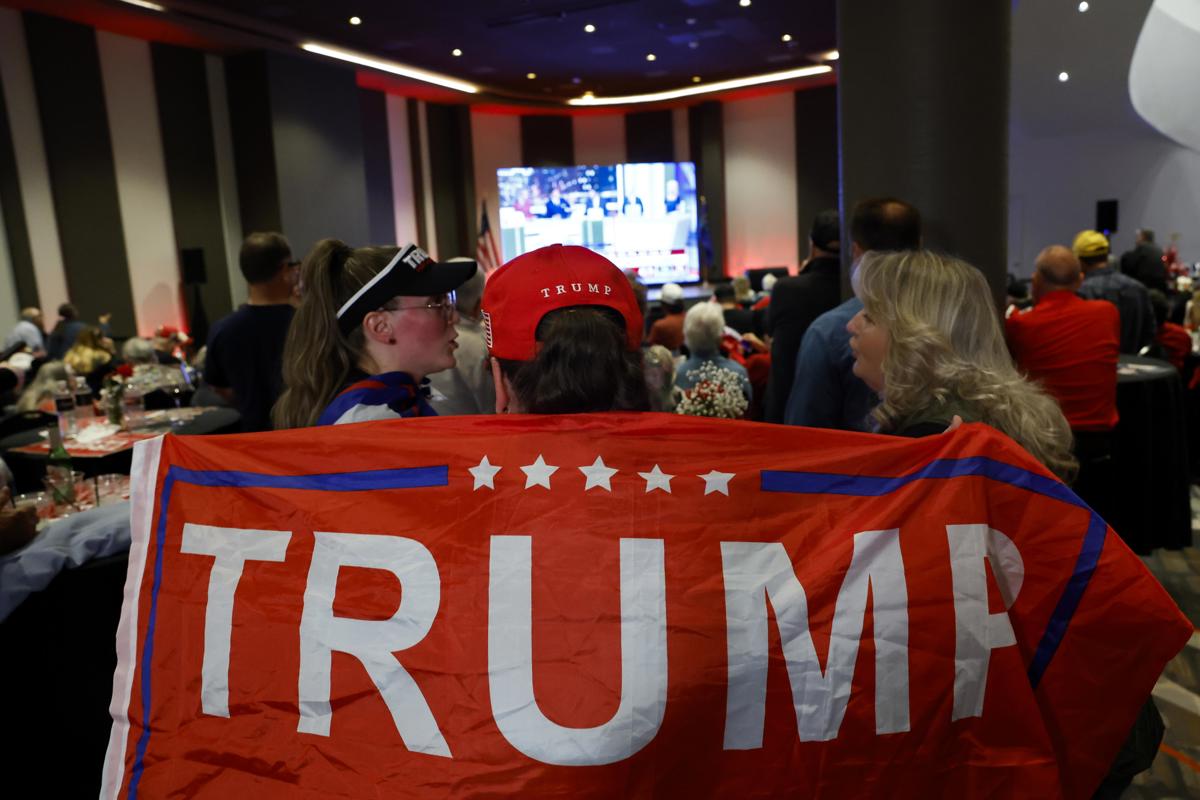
left=481, top=244, right=643, bottom=361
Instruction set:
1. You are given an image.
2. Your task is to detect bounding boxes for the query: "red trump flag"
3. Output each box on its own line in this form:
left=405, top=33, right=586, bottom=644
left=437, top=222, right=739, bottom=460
left=102, top=414, right=1190, bottom=799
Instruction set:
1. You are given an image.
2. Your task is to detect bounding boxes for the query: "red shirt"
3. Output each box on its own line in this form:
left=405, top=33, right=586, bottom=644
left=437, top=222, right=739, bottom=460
left=647, top=311, right=685, bottom=351
left=1005, top=290, right=1120, bottom=431
left=1157, top=322, right=1192, bottom=373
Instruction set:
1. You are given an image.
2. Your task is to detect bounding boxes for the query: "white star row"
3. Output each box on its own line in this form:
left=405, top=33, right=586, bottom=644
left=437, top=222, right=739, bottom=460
left=467, top=455, right=734, bottom=496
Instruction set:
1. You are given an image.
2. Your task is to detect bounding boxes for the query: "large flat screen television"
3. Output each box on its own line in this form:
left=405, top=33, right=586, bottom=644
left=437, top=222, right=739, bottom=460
left=496, top=161, right=699, bottom=285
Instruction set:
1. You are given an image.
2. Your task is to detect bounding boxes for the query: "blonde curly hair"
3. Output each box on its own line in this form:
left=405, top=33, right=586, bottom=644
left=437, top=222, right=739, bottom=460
left=854, top=250, right=1077, bottom=481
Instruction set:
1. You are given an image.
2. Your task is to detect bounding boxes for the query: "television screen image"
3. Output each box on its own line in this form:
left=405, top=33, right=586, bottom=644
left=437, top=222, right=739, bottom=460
left=496, top=162, right=699, bottom=285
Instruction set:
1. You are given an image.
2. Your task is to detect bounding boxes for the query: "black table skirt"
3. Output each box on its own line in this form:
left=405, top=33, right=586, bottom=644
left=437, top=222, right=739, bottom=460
left=0, top=407, right=241, bottom=492
left=1108, top=356, right=1192, bottom=553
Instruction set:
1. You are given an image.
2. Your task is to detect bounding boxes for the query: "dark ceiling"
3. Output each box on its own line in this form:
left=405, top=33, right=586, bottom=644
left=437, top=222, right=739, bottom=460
left=164, top=0, right=836, bottom=102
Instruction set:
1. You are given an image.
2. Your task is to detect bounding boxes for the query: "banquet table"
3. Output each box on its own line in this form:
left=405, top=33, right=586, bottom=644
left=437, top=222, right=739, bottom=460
left=1108, top=355, right=1192, bottom=553
left=0, top=406, right=240, bottom=491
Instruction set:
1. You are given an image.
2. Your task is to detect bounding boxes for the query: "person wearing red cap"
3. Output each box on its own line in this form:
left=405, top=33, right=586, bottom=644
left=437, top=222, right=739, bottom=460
left=272, top=240, right=476, bottom=428
left=481, top=244, right=650, bottom=413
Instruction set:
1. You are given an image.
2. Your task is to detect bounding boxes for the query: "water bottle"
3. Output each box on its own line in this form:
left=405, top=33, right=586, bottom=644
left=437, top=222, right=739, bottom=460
left=123, top=376, right=145, bottom=429
left=53, top=379, right=75, bottom=439
left=73, top=376, right=94, bottom=422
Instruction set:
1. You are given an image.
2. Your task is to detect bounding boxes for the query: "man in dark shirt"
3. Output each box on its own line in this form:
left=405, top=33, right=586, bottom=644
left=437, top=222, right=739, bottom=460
left=1119, top=228, right=1167, bottom=293
left=205, top=232, right=298, bottom=432
left=763, top=209, right=841, bottom=422
left=1074, top=230, right=1155, bottom=355
left=713, top=284, right=758, bottom=336
left=784, top=198, right=921, bottom=430
left=45, top=303, right=86, bottom=360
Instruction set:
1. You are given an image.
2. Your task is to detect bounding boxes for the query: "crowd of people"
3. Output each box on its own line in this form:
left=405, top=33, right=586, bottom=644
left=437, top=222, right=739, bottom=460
left=7, top=195, right=1189, bottom=481
left=0, top=199, right=1190, bottom=523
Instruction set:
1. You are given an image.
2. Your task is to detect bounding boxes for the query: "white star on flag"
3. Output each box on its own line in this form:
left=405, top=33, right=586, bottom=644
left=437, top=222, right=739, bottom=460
left=521, top=455, right=558, bottom=489
left=468, top=455, right=501, bottom=490
left=699, top=470, right=735, bottom=496
left=638, top=464, right=674, bottom=494
left=579, top=456, right=619, bottom=491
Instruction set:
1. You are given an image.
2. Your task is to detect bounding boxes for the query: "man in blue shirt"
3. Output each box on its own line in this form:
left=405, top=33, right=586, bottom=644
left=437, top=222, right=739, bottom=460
left=783, top=198, right=922, bottom=430
left=1073, top=230, right=1155, bottom=355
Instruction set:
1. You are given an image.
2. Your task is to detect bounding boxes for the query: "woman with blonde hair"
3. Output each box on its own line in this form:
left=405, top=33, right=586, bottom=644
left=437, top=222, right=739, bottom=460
left=273, top=240, right=475, bottom=428
left=16, top=360, right=68, bottom=412
left=848, top=249, right=1077, bottom=480
left=63, top=326, right=113, bottom=376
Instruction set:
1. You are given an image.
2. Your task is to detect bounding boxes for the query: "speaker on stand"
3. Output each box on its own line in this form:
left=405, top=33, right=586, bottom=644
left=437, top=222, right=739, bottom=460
left=1096, top=199, right=1119, bottom=239
left=180, top=248, right=210, bottom=347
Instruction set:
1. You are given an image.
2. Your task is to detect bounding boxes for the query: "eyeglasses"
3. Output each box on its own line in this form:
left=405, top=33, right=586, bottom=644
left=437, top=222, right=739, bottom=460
left=380, top=292, right=457, bottom=321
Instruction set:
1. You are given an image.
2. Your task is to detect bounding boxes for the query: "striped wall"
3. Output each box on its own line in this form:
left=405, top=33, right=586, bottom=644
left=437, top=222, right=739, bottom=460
left=725, top=92, right=800, bottom=274
left=98, top=31, right=185, bottom=337
left=0, top=7, right=68, bottom=325
left=573, top=114, right=626, bottom=166
left=0, top=8, right=837, bottom=343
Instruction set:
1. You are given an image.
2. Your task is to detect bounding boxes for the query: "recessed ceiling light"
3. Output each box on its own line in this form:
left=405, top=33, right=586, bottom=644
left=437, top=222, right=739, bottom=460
left=688, top=41, right=699, bottom=49
left=739, top=0, right=752, bottom=7
left=572, top=77, right=582, bottom=84
left=692, top=76, right=701, bottom=83
left=1078, top=1, right=1089, bottom=11
left=584, top=23, right=596, bottom=33
left=452, top=48, right=463, bottom=57
left=781, top=34, right=792, bottom=43
left=817, top=49, right=839, bottom=61
left=1058, top=71, right=1070, bottom=82
left=686, top=17, right=697, bottom=25
left=118, top=0, right=166, bottom=10
left=570, top=64, right=831, bottom=106
left=646, top=53, right=657, bottom=62
left=526, top=72, right=537, bottom=79
left=301, top=43, right=479, bottom=94
left=348, top=16, right=361, bottom=25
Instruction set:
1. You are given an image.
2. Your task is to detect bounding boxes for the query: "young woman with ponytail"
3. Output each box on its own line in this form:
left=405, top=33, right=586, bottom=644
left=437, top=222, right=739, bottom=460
left=273, top=240, right=476, bottom=428
left=481, top=244, right=649, bottom=414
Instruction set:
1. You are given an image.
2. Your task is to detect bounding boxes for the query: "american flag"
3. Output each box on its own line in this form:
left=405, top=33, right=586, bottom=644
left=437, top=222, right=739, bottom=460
left=476, top=199, right=501, bottom=276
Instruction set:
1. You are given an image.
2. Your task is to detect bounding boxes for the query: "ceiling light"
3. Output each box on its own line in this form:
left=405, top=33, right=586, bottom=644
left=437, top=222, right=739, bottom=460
left=300, top=43, right=480, bottom=94
left=688, top=41, right=699, bottom=49
left=1078, top=1, right=1089, bottom=11
left=118, top=0, right=166, bottom=10
left=646, top=53, right=657, bottom=62
left=1058, top=71, right=1070, bottom=82
left=569, top=64, right=831, bottom=106
left=584, top=23, right=596, bottom=33
left=692, top=76, right=701, bottom=83
left=818, top=49, right=839, bottom=61
left=781, top=34, right=792, bottom=43
left=348, top=16, right=361, bottom=25
left=452, top=48, right=463, bottom=57
left=526, top=72, right=537, bottom=79
left=739, top=0, right=752, bottom=7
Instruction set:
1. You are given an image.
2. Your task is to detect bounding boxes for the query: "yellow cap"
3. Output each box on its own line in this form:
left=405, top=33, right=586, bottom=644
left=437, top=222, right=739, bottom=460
left=1072, top=230, right=1109, bottom=259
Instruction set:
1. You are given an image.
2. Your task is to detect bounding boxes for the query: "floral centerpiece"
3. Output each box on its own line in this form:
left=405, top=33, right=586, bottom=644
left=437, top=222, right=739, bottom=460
left=101, top=363, right=135, bottom=426
left=674, top=361, right=749, bottom=419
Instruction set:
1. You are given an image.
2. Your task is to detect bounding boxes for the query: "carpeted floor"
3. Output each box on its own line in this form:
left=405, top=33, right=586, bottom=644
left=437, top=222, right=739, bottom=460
left=1121, top=486, right=1200, bottom=798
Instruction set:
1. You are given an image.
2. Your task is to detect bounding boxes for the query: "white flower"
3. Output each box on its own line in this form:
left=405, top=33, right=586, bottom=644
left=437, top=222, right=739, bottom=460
left=674, top=361, right=748, bottom=419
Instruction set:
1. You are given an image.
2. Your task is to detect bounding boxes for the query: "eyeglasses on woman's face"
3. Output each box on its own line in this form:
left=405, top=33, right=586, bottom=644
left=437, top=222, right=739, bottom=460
left=379, top=292, right=457, bottom=322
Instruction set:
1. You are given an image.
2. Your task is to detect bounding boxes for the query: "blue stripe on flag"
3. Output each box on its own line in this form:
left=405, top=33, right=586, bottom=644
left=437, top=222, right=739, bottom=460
left=171, top=465, right=449, bottom=492
left=761, top=456, right=1108, bottom=690
left=127, top=464, right=449, bottom=798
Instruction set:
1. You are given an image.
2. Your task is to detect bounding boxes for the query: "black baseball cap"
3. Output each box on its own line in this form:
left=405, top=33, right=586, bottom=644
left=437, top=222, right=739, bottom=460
left=336, top=243, right=476, bottom=334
